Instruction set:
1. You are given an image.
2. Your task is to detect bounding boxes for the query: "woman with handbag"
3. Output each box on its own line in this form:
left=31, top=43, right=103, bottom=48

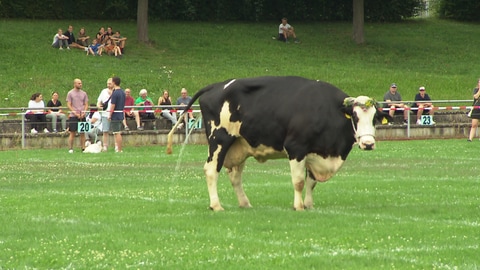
left=467, top=79, right=480, bottom=141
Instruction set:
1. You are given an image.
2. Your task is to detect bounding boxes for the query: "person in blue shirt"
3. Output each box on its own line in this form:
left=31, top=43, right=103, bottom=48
left=412, top=86, right=435, bottom=125
left=87, top=39, right=103, bottom=56
left=108, top=76, right=126, bottom=152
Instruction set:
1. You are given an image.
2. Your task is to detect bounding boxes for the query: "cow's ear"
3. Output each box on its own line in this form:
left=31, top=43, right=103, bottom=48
left=342, top=97, right=355, bottom=118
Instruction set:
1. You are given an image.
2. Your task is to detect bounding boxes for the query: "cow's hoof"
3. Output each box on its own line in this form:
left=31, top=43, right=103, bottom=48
left=293, top=206, right=305, bottom=211
left=239, top=203, right=252, bottom=208
left=209, top=205, right=225, bottom=211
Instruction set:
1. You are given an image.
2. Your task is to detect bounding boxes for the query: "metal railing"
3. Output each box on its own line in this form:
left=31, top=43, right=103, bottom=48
left=0, top=104, right=203, bottom=148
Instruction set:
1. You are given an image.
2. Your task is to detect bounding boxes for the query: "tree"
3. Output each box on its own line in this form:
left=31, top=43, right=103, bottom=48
left=352, top=0, right=365, bottom=44
left=137, top=0, right=149, bottom=43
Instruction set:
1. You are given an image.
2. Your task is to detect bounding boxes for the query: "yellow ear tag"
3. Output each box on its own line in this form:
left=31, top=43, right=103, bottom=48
left=345, top=113, right=351, bottom=119
left=381, top=117, right=388, bottom=125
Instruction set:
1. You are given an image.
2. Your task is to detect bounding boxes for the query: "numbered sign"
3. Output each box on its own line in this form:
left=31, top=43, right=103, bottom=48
left=420, top=115, right=433, bottom=125
left=188, top=118, right=202, bottom=130
left=77, top=122, right=91, bottom=133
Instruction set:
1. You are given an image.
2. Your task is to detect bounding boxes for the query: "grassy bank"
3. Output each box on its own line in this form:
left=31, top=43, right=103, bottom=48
left=1, top=18, right=480, bottom=109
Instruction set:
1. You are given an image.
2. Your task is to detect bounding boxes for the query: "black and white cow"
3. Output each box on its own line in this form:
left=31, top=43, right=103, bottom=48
left=167, top=76, right=389, bottom=211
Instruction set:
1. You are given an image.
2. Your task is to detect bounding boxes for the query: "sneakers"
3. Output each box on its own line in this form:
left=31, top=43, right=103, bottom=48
left=124, top=126, right=130, bottom=131
left=416, top=119, right=422, bottom=125
left=43, top=128, right=50, bottom=133
left=137, top=126, right=144, bottom=131
left=53, top=129, right=58, bottom=133
left=177, top=123, right=184, bottom=130
left=59, top=47, right=63, bottom=50
left=68, top=149, right=73, bottom=153
left=67, top=47, right=70, bottom=50
left=403, top=120, right=409, bottom=125
left=102, top=146, right=108, bottom=152
left=31, top=128, right=38, bottom=134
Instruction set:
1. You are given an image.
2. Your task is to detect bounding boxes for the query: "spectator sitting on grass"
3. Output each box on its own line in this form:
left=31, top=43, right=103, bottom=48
left=51, top=28, right=69, bottom=50
left=77, top=27, right=90, bottom=47
left=104, top=38, right=122, bottom=58
left=87, top=39, right=103, bottom=56
left=64, top=25, right=86, bottom=50
left=111, top=31, right=127, bottom=53
left=277, top=18, right=299, bottom=43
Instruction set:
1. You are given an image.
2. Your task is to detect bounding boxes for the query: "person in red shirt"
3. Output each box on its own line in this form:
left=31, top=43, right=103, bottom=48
left=123, top=88, right=142, bottom=130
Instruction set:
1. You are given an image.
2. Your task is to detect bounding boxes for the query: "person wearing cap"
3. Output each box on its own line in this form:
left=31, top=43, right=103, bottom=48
left=412, top=86, right=435, bottom=125
left=383, top=83, right=409, bottom=125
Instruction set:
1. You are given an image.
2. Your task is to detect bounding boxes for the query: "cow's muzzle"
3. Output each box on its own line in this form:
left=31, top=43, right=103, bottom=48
left=357, top=134, right=376, bottom=150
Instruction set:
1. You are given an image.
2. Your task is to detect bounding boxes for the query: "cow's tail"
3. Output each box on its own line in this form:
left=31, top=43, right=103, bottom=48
left=166, top=83, right=218, bottom=154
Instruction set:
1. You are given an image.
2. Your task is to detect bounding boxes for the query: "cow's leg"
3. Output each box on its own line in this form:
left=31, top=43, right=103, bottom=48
left=204, top=160, right=223, bottom=211
left=304, top=174, right=317, bottom=209
left=226, top=161, right=252, bottom=208
left=289, top=159, right=307, bottom=211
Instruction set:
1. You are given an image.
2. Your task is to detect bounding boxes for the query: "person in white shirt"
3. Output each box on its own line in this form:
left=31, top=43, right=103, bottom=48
left=277, top=17, right=299, bottom=43
left=85, top=104, right=103, bottom=143
left=51, top=28, right=69, bottom=50
left=25, top=93, right=49, bottom=134
left=96, top=78, right=114, bottom=152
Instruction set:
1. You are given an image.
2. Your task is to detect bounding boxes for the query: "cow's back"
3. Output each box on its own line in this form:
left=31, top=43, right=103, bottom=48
left=199, top=76, right=354, bottom=160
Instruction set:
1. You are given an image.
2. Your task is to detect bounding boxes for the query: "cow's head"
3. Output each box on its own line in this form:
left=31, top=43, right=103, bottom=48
left=343, top=96, right=391, bottom=150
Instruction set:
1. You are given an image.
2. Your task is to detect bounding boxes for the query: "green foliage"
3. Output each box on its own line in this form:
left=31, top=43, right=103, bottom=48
left=0, top=0, right=424, bottom=22
left=437, top=0, right=480, bottom=21
left=0, top=140, right=479, bottom=268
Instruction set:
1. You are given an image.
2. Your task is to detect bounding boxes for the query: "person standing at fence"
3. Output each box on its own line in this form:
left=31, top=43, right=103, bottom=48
left=46, top=91, right=68, bottom=132
left=383, top=83, right=409, bottom=125
left=96, top=78, right=113, bottom=152
left=412, top=86, right=435, bottom=125
left=66, top=78, right=89, bottom=153
left=25, top=93, right=49, bottom=134
left=108, top=76, right=126, bottom=153
left=468, top=79, right=480, bottom=141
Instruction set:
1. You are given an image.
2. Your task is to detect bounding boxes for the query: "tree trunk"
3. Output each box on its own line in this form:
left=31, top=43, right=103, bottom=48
left=137, top=0, right=149, bottom=43
left=352, top=0, right=365, bottom=44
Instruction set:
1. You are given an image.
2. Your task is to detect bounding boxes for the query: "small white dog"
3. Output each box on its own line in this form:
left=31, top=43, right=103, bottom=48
left=83, top=140, right=102, bottom=154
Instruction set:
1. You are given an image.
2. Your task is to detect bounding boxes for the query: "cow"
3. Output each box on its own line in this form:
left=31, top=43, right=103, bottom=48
left=166, top=76, right=390, bottom=211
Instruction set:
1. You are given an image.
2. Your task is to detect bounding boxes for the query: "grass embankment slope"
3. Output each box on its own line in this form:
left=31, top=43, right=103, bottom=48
left=1, top=18, right=480, bottom=108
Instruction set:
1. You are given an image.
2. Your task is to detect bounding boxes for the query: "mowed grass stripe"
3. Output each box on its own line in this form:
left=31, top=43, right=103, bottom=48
left=0, top=140, right=479, bottom=269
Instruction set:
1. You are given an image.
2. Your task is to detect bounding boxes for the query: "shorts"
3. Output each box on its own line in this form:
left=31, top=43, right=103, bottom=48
left=278, top=34, right=286, bottom=41
left=101, top=116, right=110, bottom=131
left=110, top=120, right=122, bottom=133
left=139, top=112, right=155, bottom=119
left=68, top=116, right=86, bottom=132
left=125, top=111, right=135, bottom=119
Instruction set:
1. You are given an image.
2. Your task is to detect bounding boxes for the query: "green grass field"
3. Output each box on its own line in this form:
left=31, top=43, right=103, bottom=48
left=1, top=140, right=478, bottom=269
left=1, top=18, right=480, bottom=110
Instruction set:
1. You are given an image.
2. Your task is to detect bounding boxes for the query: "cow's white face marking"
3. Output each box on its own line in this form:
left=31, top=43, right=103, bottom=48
left=351, top=96, right=377, bottom=150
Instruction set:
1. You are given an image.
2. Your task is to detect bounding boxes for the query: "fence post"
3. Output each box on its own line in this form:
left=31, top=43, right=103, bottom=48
left=21, top=113, right=26, bottom=148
